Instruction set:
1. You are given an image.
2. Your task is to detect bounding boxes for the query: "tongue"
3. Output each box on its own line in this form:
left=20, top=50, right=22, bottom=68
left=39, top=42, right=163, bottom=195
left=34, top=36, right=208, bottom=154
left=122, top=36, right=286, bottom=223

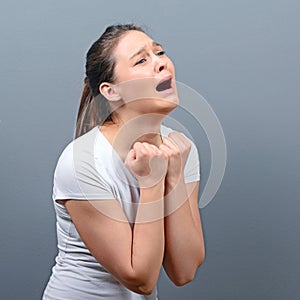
left=156, top=79, right=171, bottom=92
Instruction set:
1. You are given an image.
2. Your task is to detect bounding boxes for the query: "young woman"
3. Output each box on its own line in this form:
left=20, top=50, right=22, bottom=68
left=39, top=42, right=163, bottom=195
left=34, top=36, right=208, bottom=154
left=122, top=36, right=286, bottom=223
left=43, top=24, right=205, bottom=300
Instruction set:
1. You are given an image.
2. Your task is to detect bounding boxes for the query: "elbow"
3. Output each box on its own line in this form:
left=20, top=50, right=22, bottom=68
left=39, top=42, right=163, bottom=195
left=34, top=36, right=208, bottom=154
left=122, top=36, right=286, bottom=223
left=173, top=254, right=206, bottom=287
left=135, top=283, right=156, bottom=295
left=130, top=280, right=156, bottom=295
left=122, top=272, right=157, bottom=295
left=198, top=250, right=206, bottom=267
left=195, top=244, right=206, bottom=268
left=173, top=274, right=194, bottom=287
left=168, top=268, right=196, bottom=287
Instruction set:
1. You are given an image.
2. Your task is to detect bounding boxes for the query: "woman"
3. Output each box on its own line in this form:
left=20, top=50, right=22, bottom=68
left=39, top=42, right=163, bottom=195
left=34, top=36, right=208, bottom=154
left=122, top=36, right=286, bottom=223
left=43, top=24, right=205, bottom=300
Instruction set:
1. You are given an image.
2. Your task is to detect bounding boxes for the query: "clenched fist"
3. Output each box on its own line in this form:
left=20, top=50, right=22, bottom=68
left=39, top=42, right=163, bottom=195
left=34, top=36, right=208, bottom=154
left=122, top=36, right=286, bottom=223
left=125, top=142, right=168, bottom=189
left=159, top=132, right=191, bottom=187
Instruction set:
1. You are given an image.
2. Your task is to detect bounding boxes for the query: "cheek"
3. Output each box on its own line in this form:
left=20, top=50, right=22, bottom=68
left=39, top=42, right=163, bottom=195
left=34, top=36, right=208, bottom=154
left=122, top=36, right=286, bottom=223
left=117, top=77, right=157, bottom=103
left=114, top=66, right=151, bottom=84
left=113, top=64, right=129, bottom=83
left=130, top=68, right=154, bottom=80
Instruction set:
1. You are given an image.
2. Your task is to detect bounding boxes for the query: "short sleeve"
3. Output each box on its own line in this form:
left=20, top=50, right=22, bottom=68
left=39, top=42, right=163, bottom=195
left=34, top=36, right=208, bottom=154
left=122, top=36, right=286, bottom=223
left=183, top=137, right=200, bottom=183
left=53, top=131, right=115, bottom=202
left=52, top=143, right=81, bottom=201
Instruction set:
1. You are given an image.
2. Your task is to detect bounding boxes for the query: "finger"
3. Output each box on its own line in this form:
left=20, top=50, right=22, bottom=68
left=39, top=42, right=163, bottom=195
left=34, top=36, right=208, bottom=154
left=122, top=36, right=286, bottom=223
left=168, top=132, right=189, bottom=147
left=133, top=142, right=145, bottom=158
left=157, top=148, right=169, bottom=160
left=142, top=142, right=155, bottom=150
left=163, top=137, right=180, bottom=150
left=133, top=142, right=143, bottom=151
left=128, top=148, right=136, bottom=159
left=142, top=143, right=158, bottom=156
left=150, top=144, right=161, bottom=155
left=159, top=143, right=173, bottom=155
left=125, top=149, right=136, bottom=166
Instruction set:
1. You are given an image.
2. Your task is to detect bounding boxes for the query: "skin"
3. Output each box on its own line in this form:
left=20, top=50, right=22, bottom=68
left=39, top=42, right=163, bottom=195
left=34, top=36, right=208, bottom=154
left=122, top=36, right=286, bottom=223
left=64, top=30, right=205, bottom=295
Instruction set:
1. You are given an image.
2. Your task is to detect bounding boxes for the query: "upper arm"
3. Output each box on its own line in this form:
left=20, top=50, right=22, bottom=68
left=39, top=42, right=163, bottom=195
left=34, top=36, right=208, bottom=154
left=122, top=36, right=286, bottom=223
left=63, top=199, right=139, bottom=291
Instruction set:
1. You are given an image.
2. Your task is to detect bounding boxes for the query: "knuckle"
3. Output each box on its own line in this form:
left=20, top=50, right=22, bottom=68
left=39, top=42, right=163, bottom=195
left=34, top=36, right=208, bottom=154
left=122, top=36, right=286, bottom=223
left=172, top=149, right=180, bottom=156
left=133, top=142, right=142, bottom=150
left=185, top=140, right=191, bottom=148
left=169, top=131, right=178, bottom=137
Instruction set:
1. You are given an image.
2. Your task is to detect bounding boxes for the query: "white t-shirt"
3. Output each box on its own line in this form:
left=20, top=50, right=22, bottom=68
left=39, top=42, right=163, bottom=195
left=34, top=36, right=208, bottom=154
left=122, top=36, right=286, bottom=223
left=43, top=125, right=200, bottom=300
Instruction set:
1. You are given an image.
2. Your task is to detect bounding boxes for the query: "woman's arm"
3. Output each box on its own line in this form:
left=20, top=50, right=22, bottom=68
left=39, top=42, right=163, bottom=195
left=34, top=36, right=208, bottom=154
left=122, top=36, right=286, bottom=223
left=163, top=180, right=205, bottom=286
left=159, top=133, right=205, bottom=286
left=64, top=142, right=168, bottom=295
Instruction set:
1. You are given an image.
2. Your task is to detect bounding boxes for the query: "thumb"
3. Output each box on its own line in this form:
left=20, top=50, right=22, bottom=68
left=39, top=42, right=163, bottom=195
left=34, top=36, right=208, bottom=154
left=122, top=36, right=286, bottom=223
left=125, top=148, right=136, bottom=164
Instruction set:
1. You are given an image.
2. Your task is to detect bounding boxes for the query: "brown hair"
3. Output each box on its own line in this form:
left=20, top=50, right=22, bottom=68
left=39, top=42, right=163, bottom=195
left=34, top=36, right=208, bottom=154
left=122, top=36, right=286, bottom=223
left=75, top=24, right=145, bottom=138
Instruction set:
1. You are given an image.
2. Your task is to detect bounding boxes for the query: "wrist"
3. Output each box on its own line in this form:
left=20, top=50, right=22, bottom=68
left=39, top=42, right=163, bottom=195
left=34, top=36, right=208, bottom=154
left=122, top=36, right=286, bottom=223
left=137, top=180, right=165, bottom=223
left=140, top=179, right=165, bottom=201
left=165, top=173, right=185, bottom=194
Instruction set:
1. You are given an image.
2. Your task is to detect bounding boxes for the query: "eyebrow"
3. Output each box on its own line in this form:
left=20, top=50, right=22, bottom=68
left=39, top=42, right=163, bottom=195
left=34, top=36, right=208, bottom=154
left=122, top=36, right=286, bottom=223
left=129, top=41, right=162, bottom=60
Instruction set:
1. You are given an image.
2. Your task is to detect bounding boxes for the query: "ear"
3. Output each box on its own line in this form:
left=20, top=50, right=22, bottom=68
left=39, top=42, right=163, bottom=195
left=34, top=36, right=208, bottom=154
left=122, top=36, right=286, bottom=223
left=99, top=82, right=121, bottom=102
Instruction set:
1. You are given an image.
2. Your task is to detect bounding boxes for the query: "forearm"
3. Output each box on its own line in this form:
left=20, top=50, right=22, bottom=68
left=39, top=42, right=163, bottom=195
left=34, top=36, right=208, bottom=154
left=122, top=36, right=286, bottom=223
left=163, top=177, right=205, bottom=285
left=130, top=181, right=165, bottom=291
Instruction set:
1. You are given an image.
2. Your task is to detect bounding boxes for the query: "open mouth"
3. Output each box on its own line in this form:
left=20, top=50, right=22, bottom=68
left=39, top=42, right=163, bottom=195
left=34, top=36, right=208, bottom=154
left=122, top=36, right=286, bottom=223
left=156, top=77, right=172, bottom=92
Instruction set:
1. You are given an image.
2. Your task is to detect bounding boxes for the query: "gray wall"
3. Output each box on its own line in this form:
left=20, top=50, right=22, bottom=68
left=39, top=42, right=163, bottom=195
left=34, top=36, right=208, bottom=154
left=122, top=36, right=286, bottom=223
left=1, top=0, right=299, bottom=299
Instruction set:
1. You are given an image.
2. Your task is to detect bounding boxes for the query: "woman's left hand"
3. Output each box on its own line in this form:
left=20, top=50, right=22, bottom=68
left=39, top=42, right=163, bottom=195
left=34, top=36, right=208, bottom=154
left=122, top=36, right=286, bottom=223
left=159, top=132, right=191, bottom=188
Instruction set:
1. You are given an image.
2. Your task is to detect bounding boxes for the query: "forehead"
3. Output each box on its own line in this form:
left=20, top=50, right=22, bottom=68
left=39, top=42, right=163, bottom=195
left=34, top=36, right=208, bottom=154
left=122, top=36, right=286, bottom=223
left=114, top=30, right=157, bottom=58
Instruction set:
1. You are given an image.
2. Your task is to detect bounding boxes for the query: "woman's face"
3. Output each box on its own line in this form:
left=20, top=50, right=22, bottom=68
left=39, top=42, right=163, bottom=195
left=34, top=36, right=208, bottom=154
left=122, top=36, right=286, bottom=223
left=112, top=30, right=178, bottom=113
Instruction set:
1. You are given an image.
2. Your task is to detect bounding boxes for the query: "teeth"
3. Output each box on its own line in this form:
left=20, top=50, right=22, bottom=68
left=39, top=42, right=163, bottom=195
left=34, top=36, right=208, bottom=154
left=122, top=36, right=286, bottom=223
left=156, top=79, right=171, bottom=92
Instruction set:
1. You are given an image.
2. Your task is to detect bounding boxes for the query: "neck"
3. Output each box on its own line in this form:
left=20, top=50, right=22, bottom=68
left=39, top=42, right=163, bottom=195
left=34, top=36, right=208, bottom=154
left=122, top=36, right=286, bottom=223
left=100, top=113, right=164, bottom=161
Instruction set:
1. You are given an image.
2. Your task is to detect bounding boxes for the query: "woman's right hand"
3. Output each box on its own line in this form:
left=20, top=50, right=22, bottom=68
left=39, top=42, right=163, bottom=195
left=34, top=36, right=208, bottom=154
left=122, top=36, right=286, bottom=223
left=125, top=142, right=168, bottom=189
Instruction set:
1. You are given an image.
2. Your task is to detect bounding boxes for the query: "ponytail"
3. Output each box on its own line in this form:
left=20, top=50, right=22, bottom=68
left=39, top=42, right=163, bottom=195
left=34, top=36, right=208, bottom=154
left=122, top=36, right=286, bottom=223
left=75, top=79, right=93, bottom=138
left=75, top=24, right=145, bottom=139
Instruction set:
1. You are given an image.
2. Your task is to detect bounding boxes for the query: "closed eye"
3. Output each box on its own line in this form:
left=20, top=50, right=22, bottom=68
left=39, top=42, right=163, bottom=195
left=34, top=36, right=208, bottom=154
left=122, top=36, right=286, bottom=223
left=134, top=57, right=147, bottom=66
left=156, top=50, right=166, bottom=56
left=134, top=50, right=166, bottom=66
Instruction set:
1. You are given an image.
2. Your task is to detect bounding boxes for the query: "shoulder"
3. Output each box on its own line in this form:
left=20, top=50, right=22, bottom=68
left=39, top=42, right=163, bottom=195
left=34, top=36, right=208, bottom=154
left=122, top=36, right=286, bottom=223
left=53, top=127, right=114, bottom=201
left=55, top=126, right=99, bottom=167
left=52, top=140, right=80, bottom=200
left=55, top=140, right=74, bottom=169
left=52, top=128, right=96, bottom=200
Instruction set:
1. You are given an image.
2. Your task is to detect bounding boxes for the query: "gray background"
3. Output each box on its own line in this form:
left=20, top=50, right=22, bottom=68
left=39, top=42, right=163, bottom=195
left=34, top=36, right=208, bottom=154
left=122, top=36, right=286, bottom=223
left=0, top=0, right=299, bottom=299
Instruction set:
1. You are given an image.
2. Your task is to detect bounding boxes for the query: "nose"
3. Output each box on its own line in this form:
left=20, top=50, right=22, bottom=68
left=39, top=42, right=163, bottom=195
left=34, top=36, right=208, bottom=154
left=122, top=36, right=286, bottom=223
left=154, top=56, right=167, bottom=73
